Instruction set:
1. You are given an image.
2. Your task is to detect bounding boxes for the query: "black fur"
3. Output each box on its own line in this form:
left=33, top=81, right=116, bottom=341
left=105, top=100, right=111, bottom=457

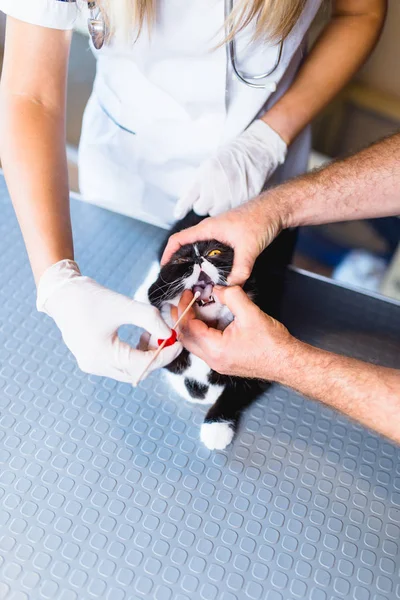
left=148, top=211, right=295, bottom=449
left=166, top=348, right=191, bottom=375
left=184, top=379, right=209, bottom=400
left=204, top=378, right=263, bottom=433
left=149, top=238, right=234, bottom=309
left=157, top=211, right=205, bottom=261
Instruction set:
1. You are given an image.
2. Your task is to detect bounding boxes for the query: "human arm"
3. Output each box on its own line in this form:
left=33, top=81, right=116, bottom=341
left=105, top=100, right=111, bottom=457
left=263, top=0, right=387, bottom=144
left=163, top=132, right=400, bottom=284
left=175, top=288, right=400, bottom=444
left=174, top=0, right=386, bottom=219
left=0, top=17, right=74, bottom=282
left=0, top=17, right=181, bottom=381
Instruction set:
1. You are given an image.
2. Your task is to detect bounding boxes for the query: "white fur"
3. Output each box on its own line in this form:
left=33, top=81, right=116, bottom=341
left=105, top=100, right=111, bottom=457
left=200, top=258, right=219, bottom=282
left=194, top=300, right=231, bottom=325
left=216, top=304, right=235, bottom=329
left=200, top=421, right=235, bottom=450
left=192, top=259, right=233, bottom=324
left=135, top=258, right=233, bottom=326
left=160, top=303, right=174, bottom=328
left=165, top=354, right=224, bottom=404
left=138, top=256, right=232, bottom=408
left=134, top=261, right=160, bottom=304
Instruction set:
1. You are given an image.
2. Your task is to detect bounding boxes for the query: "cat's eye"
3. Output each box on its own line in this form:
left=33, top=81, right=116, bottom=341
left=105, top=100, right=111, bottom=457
left=208, top=249, right=222, bottom=257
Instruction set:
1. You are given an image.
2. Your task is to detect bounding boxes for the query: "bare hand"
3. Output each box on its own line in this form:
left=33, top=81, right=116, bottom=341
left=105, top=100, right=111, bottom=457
left=173, top=287, right=294, bottom=380
left=163, top=196, right=285, bottom=286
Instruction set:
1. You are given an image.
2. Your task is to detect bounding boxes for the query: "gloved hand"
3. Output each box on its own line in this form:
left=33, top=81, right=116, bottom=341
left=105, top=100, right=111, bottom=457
left=174, top=119, right=287, bottom=219
left=37, top=260, right=182, bottom=383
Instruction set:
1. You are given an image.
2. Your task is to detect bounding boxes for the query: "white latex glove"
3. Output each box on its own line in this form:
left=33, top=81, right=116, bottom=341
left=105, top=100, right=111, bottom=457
left=174, top=120, right=287, bottom=219
left=36, top=260, right=182, bottom=383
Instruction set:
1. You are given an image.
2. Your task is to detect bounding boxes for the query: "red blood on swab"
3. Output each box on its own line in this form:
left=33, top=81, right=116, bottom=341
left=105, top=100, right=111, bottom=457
left=157, top=328, right=177, bottom=347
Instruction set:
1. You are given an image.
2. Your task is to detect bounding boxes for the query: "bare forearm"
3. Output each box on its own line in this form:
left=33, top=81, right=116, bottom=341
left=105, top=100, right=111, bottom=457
left=263, top=0, right=386, bottom=143
left=259, top=132, right=400, bottom=230
left=275, top=339, right=400, bottom=443
left=0, top=98, right=73, bottom=283
left=175, top=287, right=400, bottom=443
left=0, top=18, right=73, bottom=284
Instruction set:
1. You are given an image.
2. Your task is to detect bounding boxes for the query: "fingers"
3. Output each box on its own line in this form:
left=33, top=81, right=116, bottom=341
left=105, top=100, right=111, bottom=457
left=78, top=357, right=136, bottom=384
left=161, top=220, right=210, bottom=265
left=213, top=285, right=256, bottom=322
left=174, top=180, right=199, bottom=220
left=170, top=290, right=222, bottom=362
left=227, top=256, right=254, bottom=286
left=175, top=164, right=216, bottom=219
left=196, top=158, right=231, bottom=217
left=137, top=332, right=151, bottom=352
left=179, top=316, right=223, bottom=361
left=104, top=367, right=138, bottom=384
left=174, top=289, right=197, bottom=338
left=177, top=289, right=195, bottom=319
left=115, top=336, right=183, bottom=383
left=170, top=305, right=178, bottom=324
left=168, top=290, right=194, bottom=327
left=193, top=165, right=221, bottom=217
left=192, top=192, right=214, bottom=217
left=124, top=300, right=171, bottom=339
left=161, top=233, right=182, bottom=266
left=146, top=342, right=183, bottom=373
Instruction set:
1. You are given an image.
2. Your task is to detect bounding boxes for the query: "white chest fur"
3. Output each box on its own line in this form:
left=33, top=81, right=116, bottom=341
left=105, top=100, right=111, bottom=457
left=165, top=354, right=225, bottom=404
left=134, top=260, right=230, bottom=404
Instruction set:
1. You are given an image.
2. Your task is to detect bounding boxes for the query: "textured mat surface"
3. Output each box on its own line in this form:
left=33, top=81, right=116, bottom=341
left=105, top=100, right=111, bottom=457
left=0, top=176, right=400, bottom=600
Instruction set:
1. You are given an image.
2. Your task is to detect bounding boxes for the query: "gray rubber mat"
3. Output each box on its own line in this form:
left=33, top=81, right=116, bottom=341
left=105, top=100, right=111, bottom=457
left=0, top=176, right=400, bottom=600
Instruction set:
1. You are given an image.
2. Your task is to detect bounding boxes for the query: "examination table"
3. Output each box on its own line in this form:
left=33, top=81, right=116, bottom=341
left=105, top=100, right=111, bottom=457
left=0, top=176, right=400, bottom=600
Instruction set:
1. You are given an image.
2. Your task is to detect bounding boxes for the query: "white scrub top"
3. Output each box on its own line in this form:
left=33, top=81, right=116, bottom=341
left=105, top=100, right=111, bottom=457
left=0, top=0, right=323, bottom=229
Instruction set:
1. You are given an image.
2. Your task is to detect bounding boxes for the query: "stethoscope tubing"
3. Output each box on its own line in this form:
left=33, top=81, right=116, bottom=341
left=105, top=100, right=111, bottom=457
left=85, top=0, right=283, bottom=88
left=224, top=0, right=283, bottom=89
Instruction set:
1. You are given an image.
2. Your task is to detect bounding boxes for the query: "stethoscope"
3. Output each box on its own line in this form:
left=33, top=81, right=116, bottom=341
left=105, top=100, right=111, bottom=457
left=224, top=0, right=283, bottom=89
left=87, top=0, right=283, bottom=88
left=87, top=0, right=107, bottom=50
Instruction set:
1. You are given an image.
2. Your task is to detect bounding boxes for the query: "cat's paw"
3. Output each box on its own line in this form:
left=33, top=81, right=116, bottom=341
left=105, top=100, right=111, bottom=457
left=201, top=421, right=234, bottom=450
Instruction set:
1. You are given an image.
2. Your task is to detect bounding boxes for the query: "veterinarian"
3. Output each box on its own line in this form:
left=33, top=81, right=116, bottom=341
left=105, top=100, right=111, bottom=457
left=164, top=133, right=400, bottom=444
left=0, top=0, right=385, bottom=383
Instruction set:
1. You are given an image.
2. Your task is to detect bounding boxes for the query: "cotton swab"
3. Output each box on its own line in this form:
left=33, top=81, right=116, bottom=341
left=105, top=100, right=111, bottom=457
left=135, top=291, right=201, bottom=386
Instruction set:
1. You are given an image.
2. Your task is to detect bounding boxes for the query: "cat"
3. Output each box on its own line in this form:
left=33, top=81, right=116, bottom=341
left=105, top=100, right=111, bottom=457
left=136, top=211, right=296, bottom=450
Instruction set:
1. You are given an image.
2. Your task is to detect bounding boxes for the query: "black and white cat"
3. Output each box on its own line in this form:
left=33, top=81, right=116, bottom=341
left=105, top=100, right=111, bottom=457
left=136, top=211, right=295, bottom=450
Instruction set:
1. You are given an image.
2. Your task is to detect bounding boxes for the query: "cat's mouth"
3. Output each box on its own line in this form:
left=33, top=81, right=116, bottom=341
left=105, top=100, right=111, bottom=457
left=192, top=272, right=215, bottom=307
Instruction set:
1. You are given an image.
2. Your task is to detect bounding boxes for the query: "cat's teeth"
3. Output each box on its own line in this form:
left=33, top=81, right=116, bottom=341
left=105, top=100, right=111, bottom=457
left=209, top=296, right=214, bottom=303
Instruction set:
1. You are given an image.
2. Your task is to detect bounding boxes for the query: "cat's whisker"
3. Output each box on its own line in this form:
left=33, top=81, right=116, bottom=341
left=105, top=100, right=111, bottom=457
left=150, top=281, right=182, bottom=296
left=149, top=280, right=185, bottom=302
left=153, top=277, right=185, bottom=291
left=141, top=235, right=262, bottom=452
left=157, top=271, right=189, bottom=286
left=150, top=287, right=183, bottom=304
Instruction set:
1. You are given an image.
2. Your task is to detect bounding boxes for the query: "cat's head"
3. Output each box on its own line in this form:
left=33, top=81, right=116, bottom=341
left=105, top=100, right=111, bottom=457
left=148, top=240, right=234, bottom=324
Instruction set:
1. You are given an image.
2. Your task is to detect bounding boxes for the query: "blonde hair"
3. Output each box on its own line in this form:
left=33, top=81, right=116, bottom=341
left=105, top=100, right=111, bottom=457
left=98, top=0, right=306, bottom=43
